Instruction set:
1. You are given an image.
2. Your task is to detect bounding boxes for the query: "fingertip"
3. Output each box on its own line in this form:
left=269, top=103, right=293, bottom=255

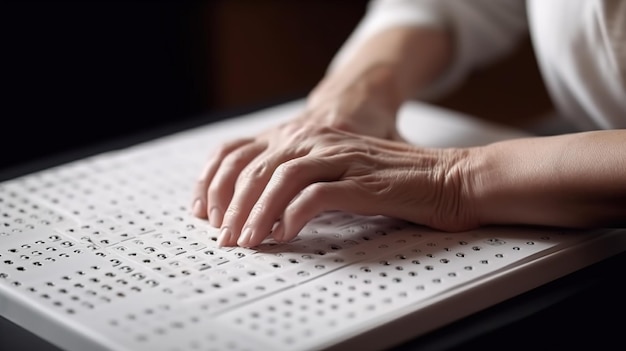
left=192, top=198, right=206, bottom=218
left=237, top=227, right=253, bottom=247
left=280, top=210, right=314, bottom=244
left=271, top=221, right=285, bottom=242
left=217, top=227, right=232, bottom=248
left=278, top=229, right=297, bottom=244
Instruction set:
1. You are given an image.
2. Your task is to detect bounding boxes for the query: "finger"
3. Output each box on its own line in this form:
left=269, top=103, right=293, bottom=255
left=191, top=138, right=253, bottom=219
left=270, top=219, right=285, bottom=242
left=207, top=141, right=267, bottom=228
left=236, top=157, right=345, bottom=248
left=279, top=180, right=378, bottom=243
left=217, top=150, right=304, bottom=247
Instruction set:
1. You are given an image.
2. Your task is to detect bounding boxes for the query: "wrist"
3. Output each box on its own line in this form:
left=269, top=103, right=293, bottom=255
left=433, top=147, right=483, bottom=231
left=301, top=63, right=403, bottom=139
left=308, top=62, right=404, bottom=117
left=466, top=143, right=531, bottom=227
left=468, top=139, right=562, bottom=227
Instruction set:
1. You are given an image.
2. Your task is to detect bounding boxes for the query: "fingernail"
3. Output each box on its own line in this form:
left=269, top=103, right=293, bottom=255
left=209, top=207, right=221, bottom=227
left=271, top=220, right=285, bottom=242
left=192, top=199, right=203, bottom=217
left=217, top=227, right=231, bottom=248
left=238, top=227, right=253, bottom=247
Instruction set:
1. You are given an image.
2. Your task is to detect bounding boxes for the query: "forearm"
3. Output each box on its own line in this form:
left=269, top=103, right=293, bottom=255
left=470, top=130, right=626, bottom=228
left=309, top=25, right=453, bottom=116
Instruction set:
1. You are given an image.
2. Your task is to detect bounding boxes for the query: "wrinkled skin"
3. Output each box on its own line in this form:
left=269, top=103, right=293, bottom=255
left=192, top=118, right=476, bottom=248
left=191, top=77, right=477, bottom=248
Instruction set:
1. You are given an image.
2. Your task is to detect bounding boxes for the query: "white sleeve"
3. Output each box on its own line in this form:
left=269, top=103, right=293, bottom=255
left=328, top=0, right=529, bottom=99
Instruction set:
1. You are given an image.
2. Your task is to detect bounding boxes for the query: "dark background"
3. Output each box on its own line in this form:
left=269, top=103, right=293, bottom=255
left=1, top=1, right=210, bottom=170
left=1, top=0, right=551, bottom=174
left=0, top=1, right=370, bottom=172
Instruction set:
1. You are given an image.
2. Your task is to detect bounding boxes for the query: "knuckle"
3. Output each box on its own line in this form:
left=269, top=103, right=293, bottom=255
left=241, top=160, right=269, bottom=181
left=224, top=149, right=252, bottom=169
left=274, top=160, right=301, bottom=180
left=288, top=126, right=309, bottom=143
left=250, top=202, right=265, bottom=215
left=303, top=183, right=328, bottom=201
left=223, top=205, right=241, bottom=219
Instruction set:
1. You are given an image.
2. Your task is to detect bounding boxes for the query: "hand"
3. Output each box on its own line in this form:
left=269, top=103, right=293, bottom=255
left=191, top=67, right=405, bottom=240
left=192, top=125, right=477, bottom=248
left=191, top=59, right=456, bottom=247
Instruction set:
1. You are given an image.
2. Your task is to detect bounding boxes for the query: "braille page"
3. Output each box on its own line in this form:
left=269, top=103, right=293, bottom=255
left=1, top=99, right=624, bottom=351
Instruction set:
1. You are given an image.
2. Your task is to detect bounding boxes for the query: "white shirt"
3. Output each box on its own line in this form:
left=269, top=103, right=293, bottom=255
left=330, top=0, right=626, bottom=132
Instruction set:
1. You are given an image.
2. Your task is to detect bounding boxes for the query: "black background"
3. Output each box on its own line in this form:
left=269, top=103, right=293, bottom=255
left=1, top=1, right=212, bottom=172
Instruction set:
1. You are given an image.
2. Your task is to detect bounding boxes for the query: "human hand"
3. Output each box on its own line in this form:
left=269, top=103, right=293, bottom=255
left=192, top=124, right=478, bottom=248
left=191, top=66, right=406, bottom=239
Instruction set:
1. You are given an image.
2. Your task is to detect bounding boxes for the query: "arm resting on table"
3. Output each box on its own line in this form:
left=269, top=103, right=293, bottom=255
left=471, top=130, right=626, bottom=228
